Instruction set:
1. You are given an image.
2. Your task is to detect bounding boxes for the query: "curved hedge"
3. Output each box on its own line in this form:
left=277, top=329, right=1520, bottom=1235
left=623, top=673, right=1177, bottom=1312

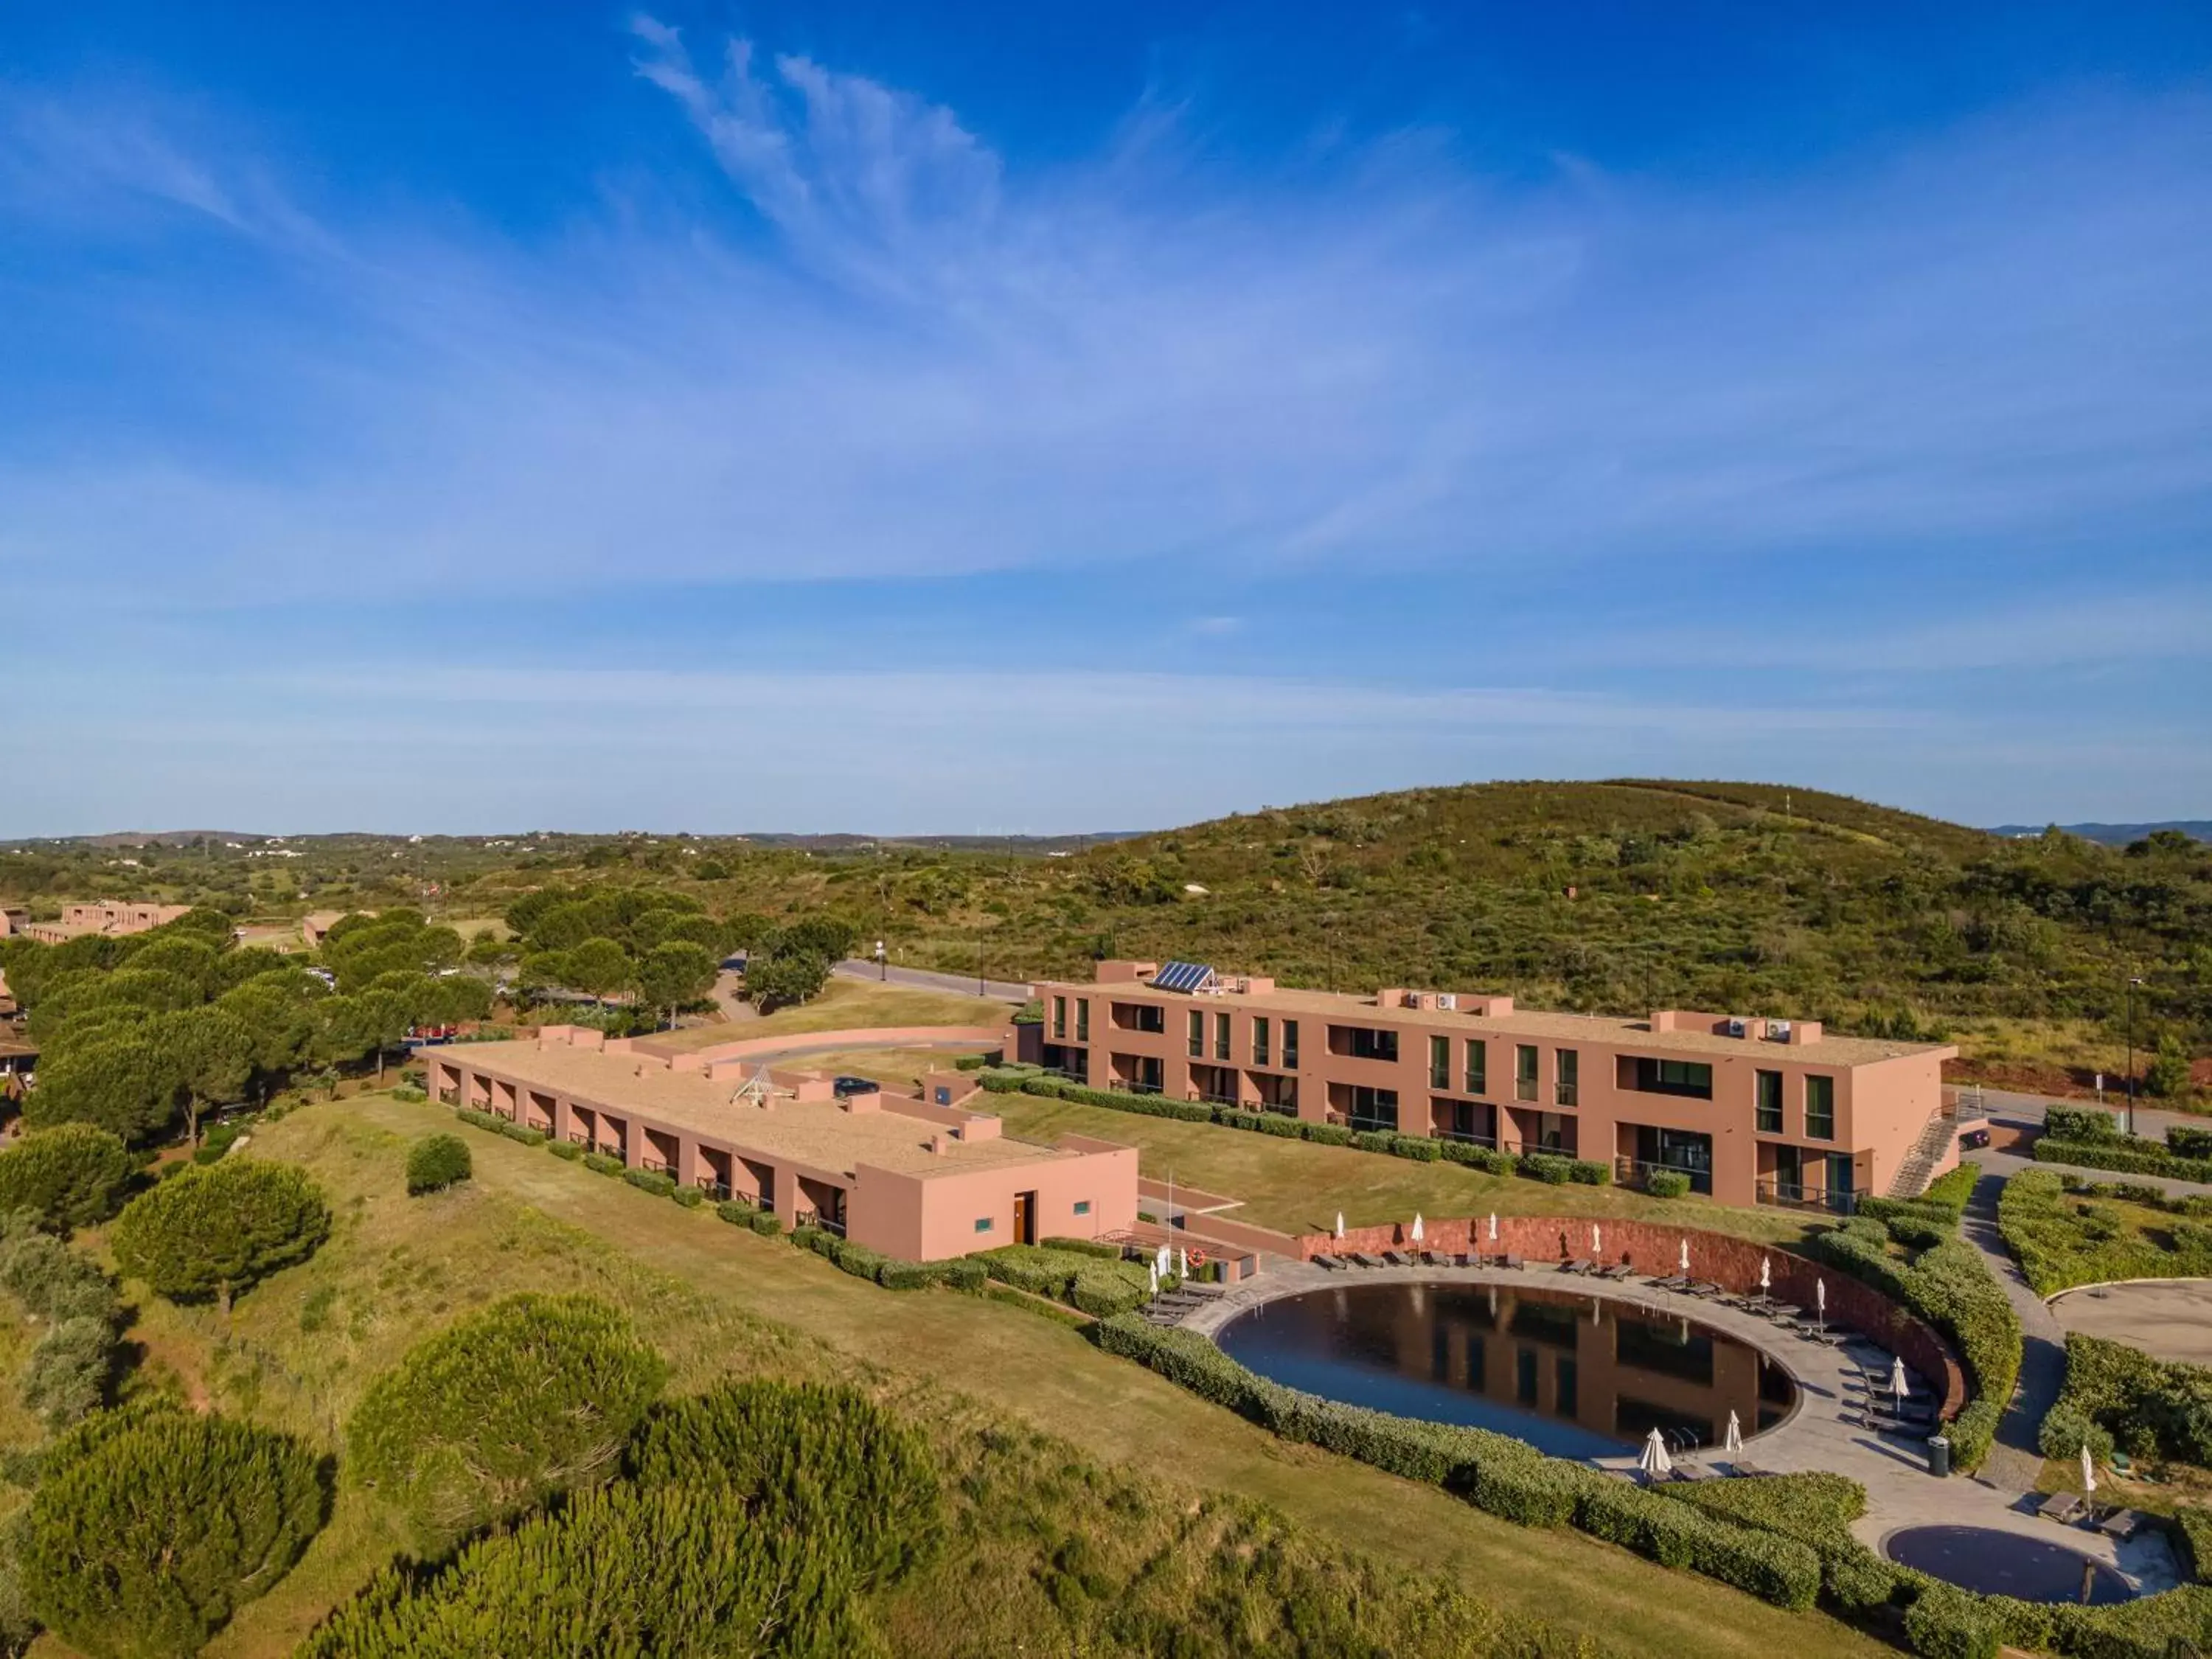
left=1998, top=1167, right=2212, bottom=1297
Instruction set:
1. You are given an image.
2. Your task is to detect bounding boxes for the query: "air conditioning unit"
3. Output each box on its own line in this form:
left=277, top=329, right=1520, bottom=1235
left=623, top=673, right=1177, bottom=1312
left=1436, top=994, right=1458, bottom=1012
left=1769, top=1020, right=1792, bottom=1041
left=1725, top=1018, right=1745, bottom=1038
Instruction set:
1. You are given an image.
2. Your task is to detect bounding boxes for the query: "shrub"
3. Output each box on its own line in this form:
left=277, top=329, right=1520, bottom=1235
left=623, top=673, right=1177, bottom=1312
left=746, top=1210, right=783, bottom=1237
left=1068, top=1269, right=1144, bottom=1318
left=2174, top=1507, right=2212, bottom=1583
left=299, top=1480, right=872, bottom=1659
left=2051, top=1332, right=2212, bottom=1470
left=1567, top=1159, right=1613, bottom=1186
left=671, top=1184, right=706, bottom=1208
left=494, top=1120, right=546, bottom=1147
left=1039, top=1235, right=1122, bottom=1259
left=2046, top=1106, right=2123, bottom=1141
left=830, top=1240, right=888, bottom=1282
left=347, top=1293, right=666, bottom=1551
left=547, top=1138, right=584, bottom=1161
left=1440, top=1140, right=1515, bottom=1174
left=1919, top=1161, right=1982, bottom=1215
left=0, top=1125, right=133, bottom=1230
left=2170, top=1126, right=2212, bottom=1161
left=1574, top=1481, right=1819, bottom=1607
left=1517, top=1152, right=1573, bottom=1184
left=582, top=1151, right=626, bottom=1177
left=1902, top=1581, right=2003, bottom=1659
left=389, top=1083, right=427, bottom=1103
left=405, top=1133, right=472, bottom=1196
left=455, top=1105, right=499, bottom=1132
left=1386, top=1134, right=1441, bottom=1163
left=933, top=1257, right=985, bottom=1291
left=716, top=1198, right=756, bottom=1224
left=2001, top=1167, right=2212, bottom=1297
left=875, top=1259, right=936, bottom=1290
left=2036, top=1138, right=2212, bottom=1184
left=1352, top=1131, right=1395, bottom=1155
left=627, top=1380, right=940, bottom=1590
left=2037, top=1401, right=2117, bottom=1464
left=621, top=1167, right=677, bottom=1198
left=1644, top=1169, right=1691, bottom=1200
left=110, top=1159, right=331, bottom=1313
left=1302, top=1121, right=1355, bottom=1147
left=22, top=1405, right=324, bottom=1659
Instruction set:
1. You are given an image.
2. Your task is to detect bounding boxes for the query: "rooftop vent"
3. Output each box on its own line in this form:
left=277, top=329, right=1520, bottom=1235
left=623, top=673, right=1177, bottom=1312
left=1768, top=1020, right=1792, bottom=1042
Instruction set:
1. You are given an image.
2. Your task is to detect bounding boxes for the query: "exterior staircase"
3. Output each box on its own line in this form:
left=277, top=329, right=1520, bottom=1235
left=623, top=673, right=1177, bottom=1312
left=1887, top=1108, right=1963, bottom=1199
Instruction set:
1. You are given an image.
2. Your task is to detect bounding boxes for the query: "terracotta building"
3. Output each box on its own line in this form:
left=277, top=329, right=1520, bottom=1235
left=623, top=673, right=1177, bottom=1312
left=21, top=902, right=192, bottom=945
left=1028, top=961, right=1959, bottom=1213
left=425, top=1027, right=1138, bottom=1260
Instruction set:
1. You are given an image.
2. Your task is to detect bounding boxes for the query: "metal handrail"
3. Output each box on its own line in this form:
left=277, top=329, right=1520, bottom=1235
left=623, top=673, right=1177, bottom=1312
left=1756, top=1176, right=1857, bottom=1216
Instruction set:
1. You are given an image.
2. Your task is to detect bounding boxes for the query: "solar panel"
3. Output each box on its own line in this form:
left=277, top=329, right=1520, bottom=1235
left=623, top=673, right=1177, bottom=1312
left=1153, top=960, right=1216, bottom=993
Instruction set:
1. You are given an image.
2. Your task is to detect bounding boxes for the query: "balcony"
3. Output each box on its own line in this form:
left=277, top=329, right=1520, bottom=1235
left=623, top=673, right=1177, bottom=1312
left=1614, top=1156, right=1713, bottom=1197
left=1756, top=1176, right=1856, bottom=1217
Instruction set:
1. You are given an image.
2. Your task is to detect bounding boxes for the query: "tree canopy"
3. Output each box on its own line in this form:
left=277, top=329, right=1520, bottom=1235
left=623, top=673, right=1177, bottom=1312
left=110, top=1159, right=331, bottom=1312
left=346, top=1292, right=666, bottom=1551
left=0, top=1124, right=134, bottom=1230
left=20, top=1402, right=324, bottom=1659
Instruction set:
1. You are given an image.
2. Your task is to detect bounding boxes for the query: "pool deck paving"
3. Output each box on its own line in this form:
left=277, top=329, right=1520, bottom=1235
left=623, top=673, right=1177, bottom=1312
left=1178, top=1258, right=2181, bottom=1594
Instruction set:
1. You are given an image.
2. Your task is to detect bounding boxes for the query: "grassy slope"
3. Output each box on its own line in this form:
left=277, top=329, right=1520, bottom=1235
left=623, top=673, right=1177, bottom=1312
left=990, top=1090, right=1815, bottom=1244
left=642, top=976, right=1004, bottom=1054
left=121, top=1098, right=1884, bottom=1659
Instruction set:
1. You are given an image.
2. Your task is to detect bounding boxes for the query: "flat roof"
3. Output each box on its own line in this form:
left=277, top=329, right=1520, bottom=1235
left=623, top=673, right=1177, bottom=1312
left=1046, top=979, right=1951, bottom=1067
left=436, top=1040, right=1085, bottom=1180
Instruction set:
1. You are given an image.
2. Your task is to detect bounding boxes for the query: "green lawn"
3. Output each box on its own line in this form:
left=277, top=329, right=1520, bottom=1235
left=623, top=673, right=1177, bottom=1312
left=987, top=1090, right=1818, bottom=1245
left=127, top=1093, right=1885, bottom=1659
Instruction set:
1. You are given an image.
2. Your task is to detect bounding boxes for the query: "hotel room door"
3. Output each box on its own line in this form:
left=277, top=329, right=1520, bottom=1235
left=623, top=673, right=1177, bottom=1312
left=1013, top=1191, right=1037, bottom=1245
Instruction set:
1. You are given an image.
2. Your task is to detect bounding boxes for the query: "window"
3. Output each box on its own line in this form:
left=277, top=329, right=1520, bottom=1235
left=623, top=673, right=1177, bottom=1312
left=1253, top=1016, right=1271, bottom=1067
left=1347, top=1026, right=1399, bottom=1062
left=1805, top=1076, right=1835, bottom=1141
left=1282, top=1020, right=1299, bottom=1067
left=1187, top=1009, right=1204, bottom=1058
left=1075, top=998, right=1089, bottom=1041
left=1073, top=1200, right=1092, bottom=1217
left=1515, top=1044, right=1540, bottom=1102
left=1430, top=1034, right=1450, bottom=1090
left=1052, top=996, right=1067, bottom=1040
left=1756, top=1070, right=1784, bottom=1133
left=1349, top=1085, right=1399, bottom=1132
left=1465, top=1038, right=1487, bottom=1096
left=1630, top=1057, right=1715, bottom=1099
left=973, top=1217, right=995, bottom=1234
left=1214, top=1010, right=1231, bottom=1061
left=1555, top=1048, right=1579, bottom=1107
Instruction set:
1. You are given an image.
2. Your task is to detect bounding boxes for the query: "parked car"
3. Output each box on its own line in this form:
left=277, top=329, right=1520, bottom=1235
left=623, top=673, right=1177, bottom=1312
left=1960, top=1127, right=1991, bottom=1150
left=832, top=1075, right=880, bottom=1098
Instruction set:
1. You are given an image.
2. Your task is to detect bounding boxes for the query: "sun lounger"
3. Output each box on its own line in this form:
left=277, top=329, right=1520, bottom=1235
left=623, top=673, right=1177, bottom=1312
left=1420, top=1250, right=1451, bottom=1267
left=2095, top=1509, right=2148, bottom=1540
left=1349, top=1252, right=1383, bottom=1269
left=2039, top=1492, right=2085, bottom=1525
left=1595, top=1262, right=1635, bottom=1280
left=1561, top=1257, right=1594, bottom=1276
left=1382, top=1251, right=1413, bottom=1267
left=1312, top=1253, right=1346, bottom=1271
left=1499, top=1253, right=1524, bottom=1270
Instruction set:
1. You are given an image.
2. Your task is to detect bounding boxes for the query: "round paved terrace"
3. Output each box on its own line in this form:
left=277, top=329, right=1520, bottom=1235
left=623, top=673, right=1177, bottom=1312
left=1176, top=1259, right=2183, bottom=1593
left=2049, top=1279, right=2212, bottom=1366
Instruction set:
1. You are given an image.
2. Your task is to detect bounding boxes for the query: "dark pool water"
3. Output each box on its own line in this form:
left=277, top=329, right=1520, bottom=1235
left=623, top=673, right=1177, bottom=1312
left=1885, top=1526, right=2132, bottom=1604
left=1214, top=1281, right=1794, bottom=1458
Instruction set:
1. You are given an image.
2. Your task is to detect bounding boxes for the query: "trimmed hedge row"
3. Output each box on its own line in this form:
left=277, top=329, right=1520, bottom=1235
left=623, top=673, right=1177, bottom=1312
left=978, top=1070, right=1612, bottom=1186
left=453, top=1106, right=547, bottom=1148
left=1092, top=1315, right=1821, bottom=1610
left=1998, top=1167, right=2212, bottom=1298
left=2049, top=1332, right=2212, bottom=1469
left=2035, top=1138, right=2212, bottom=1183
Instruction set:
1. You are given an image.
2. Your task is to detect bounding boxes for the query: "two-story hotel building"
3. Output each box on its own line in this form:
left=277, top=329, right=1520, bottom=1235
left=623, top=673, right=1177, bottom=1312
left=1029, top=961, right=1958, bottom=1212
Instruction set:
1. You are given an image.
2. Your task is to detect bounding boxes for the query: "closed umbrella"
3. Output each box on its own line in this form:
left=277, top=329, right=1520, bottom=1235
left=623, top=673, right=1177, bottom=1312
left=1335, top=1211, right=1345, bottom=1240
left=1412, top=1212, right=1425, bottom=1244
left=1488, top=1212, right=1499, bottom=1242
left=1178, top=1247, right=1189, bottom=1280
left=1678, top=1239, right=1691, bottom=1277
left=1638, top=1427, right=1673, bottom=1481
left=1815, top=1279, right=1827, bottom=1327
left=1759, top=1256, right=1772, bottom=1295
left=1156, top=1244, right=1172, bottom=1279
left=2081, top=1443, right=2098, bottom=1496
left=1147, top=1262, right=1159, bottom=1298
left=1725, top=1411, right=1745, bottom=1455
left=1889, top=1357, right=1910, bottom=1403
left=1592, top=1224, right=1602, bottom=1255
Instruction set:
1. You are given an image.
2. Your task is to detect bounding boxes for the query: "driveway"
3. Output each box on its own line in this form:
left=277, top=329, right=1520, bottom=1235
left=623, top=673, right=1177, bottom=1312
left=832, top=959, right=1033, bottom=1002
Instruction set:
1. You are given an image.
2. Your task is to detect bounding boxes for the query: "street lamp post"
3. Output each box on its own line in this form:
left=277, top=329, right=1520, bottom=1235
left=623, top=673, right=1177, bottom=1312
left=874, top=939, right=886, bottom=981
left=2126, top=976, right=2145, bottom=1137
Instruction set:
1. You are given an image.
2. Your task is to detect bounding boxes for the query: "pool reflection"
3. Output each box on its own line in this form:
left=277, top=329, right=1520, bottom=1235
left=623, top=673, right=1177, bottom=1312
left=1215, top=1281, right=1794, bottom=1458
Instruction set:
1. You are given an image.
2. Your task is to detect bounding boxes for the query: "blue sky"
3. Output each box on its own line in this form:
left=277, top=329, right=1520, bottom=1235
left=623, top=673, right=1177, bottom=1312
left=4, top=2, right=2209, bottom=835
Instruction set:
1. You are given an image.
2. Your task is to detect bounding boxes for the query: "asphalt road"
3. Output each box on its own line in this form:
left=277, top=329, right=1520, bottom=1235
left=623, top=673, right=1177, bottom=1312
left=832, top=959, right=1033, bottom=1002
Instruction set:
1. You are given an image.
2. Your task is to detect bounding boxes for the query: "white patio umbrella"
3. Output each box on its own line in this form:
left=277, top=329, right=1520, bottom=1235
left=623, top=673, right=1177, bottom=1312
left=1335, top=1211, right=1346, bottom=1239
left=1638, top=1427, right=1673, bottom=1480
left=1815, top=1279, right=1827, bottom=1326
left=1725, top=1411, right=1745, bottom=1455
left=1889, top=1357, right=1910, bottom=1403
left=1156, top=1244, right=1172, bottom=1279
left=1488, top=1212, right=1499, bottom=1242
left=1592, top=1223, right=1602, bottom=1255
left=2081, top=1443, right=2098, bottom=1496
left=1147, top=1262, right=1159, bottom=1298
left=1178, top=1247, right=1189, bottom=1279
left=1678, top=1238, right=1691, bottom=1276
left=1759, top=1256, right=1773, bottom=1294
left=1411, top=1212, right=1425, bottom=1243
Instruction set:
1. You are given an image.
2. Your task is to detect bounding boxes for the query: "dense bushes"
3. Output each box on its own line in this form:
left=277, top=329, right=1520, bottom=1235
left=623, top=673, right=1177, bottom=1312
left=0, top=1211, right=125, bottom=1428
left=347, top=1293, right=667, bottom=1550
left=2034, top=1110, right=2212, bottom=1182
left=404, top=1133, right=472, bottom=1195
left=982, top=1244, right=1155, bottom=1313
left=299, top=1478, right=871, bottom=1659
left=627, top=1380, right=940, bottom=1589
left=2051, top=1332, right=2212, bottom=1470
left=1998, top=1167, right=2212, bottom=1295
left=21, top=1403, right=324, bottom=1659
left=453, top=1105, right=547, bottom=1147
left=0, top=1126, right=133, bottom=1230
left=1644, top=1169, right=1692, bottom=1199
left=717, top=1198, right=783, bottom=1237
left=110, top=1158, right=330, bottom=1312
left=1092, top=1315, right=1821, bottom=1609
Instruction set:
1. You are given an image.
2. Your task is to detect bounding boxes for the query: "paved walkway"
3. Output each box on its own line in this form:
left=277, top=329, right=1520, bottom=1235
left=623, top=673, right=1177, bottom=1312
left=1956, top=1166, right=2070, bottom=1493
left=832, top=959, right=1032, bottom=1001
left=1177, top=1260, right=2180, bottom=1591
left=2050, top=1280, right=2212, bottom=1366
